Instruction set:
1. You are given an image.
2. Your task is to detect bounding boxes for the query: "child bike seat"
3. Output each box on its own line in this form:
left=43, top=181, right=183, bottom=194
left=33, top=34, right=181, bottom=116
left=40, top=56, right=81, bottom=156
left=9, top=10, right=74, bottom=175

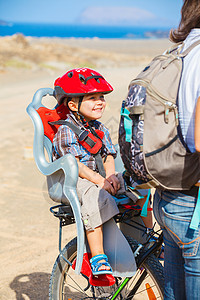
left=27, top=88, right=136, bottom=277
left=26, top=88, right=84, bottom=274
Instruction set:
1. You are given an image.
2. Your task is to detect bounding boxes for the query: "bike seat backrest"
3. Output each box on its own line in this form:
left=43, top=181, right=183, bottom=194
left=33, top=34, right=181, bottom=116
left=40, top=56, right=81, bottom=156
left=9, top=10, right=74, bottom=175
left=36, top=103, right=74, bottom=203
left=27, top=89, right=86, bottom=275
left=36, top=103, right=69, bottom=158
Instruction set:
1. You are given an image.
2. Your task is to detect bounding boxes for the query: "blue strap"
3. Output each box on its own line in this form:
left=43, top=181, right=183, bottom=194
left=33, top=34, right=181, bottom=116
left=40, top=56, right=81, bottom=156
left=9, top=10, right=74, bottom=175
left=121, top=107, right=132, bottom=142
left=90, top=254, right=108, bottom=264
left=189, top=187, right=200, bottom=230
left=141, top=189, right=151, bottom=217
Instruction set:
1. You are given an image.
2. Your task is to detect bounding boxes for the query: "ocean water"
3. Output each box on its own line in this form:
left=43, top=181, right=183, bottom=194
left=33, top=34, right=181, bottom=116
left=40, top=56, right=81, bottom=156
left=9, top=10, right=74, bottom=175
left=0, top=22, right=170, bottom=39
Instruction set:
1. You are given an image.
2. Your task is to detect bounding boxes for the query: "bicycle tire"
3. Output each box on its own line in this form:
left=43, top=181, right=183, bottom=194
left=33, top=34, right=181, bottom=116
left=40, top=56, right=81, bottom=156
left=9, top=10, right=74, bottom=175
left=49, top=236, right=164, bottom=299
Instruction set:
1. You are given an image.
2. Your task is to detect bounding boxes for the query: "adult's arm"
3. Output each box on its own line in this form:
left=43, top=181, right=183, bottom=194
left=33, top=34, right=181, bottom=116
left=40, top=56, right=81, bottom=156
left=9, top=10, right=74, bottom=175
left=195, top=96, right=200, bottom=152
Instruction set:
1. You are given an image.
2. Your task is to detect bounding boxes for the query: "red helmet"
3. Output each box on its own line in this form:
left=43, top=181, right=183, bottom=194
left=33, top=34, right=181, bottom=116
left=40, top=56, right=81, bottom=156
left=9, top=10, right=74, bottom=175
left=54, top=68, right=113, bottom=104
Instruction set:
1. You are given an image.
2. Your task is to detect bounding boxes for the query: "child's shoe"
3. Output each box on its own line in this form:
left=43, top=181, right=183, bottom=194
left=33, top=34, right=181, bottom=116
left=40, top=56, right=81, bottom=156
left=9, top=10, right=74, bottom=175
left=90, top=254, right=113, bottom=275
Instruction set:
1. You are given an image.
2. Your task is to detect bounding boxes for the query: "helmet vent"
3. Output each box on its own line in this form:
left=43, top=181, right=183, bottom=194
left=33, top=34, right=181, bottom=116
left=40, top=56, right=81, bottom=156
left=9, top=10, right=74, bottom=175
left=68, top=71, right=73, bottom=78
left=79, top=74, right=86, bottom=84
left=91, top=72, right=100, bottom=83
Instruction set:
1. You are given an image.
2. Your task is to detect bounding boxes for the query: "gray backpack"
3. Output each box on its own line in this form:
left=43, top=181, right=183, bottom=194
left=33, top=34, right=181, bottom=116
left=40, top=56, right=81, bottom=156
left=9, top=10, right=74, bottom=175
left=119, top=40, right=200, bottom=191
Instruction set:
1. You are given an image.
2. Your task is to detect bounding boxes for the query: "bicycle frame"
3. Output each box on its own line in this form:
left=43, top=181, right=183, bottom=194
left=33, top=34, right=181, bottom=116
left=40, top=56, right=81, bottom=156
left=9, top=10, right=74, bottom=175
left=110, top=231, right=163, bottom=299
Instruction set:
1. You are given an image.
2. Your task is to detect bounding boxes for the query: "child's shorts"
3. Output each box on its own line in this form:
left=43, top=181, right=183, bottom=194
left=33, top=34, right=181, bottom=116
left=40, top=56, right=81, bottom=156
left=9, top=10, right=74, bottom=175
left=76, top=177, right=119, bottom=231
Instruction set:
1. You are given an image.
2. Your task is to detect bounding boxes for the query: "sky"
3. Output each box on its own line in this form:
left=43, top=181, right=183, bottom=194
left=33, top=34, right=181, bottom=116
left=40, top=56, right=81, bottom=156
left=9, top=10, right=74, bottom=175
left=0, top=0, right=183, bottom=28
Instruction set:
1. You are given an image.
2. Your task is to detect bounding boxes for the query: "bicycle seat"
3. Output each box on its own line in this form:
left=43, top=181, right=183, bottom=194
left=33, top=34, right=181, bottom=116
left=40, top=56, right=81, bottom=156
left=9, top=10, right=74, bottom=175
left=27, top=88, right=136, bottom=277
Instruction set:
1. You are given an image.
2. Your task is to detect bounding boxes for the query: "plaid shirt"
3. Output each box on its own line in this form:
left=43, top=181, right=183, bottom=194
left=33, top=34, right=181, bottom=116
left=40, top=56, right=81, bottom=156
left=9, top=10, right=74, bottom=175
left=52, top=112, right=116, bottom=171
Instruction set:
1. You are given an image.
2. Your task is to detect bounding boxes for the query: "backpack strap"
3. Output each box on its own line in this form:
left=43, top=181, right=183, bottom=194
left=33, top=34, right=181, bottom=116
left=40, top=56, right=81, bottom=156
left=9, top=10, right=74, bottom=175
left=126, top=185, right=153, bottom=217
left=165, top=42, right=184, bottom=55
left=50, top=120, right=106, bottom=177
left=189, top=187, right=200, bottom=230
left=141, top=189, right=151, bottom=217
left=179, top=40, right=200, bottom=57
left=165, top=40, right=200, bottom=58
left=120, top=104, right=132, bottom=143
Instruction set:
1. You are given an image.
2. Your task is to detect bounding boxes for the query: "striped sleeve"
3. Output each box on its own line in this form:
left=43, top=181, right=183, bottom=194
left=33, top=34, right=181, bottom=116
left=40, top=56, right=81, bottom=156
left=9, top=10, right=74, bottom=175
left=53, top=125, right=82, bottom=158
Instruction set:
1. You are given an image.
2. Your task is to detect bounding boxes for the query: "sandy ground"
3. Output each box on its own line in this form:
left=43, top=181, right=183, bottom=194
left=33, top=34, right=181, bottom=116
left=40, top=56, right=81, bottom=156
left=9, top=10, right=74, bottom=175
left=0, top=36, right=171, bottom=300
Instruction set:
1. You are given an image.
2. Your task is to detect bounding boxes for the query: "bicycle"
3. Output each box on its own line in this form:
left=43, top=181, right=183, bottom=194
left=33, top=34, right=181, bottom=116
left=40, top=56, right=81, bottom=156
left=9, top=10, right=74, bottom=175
left=26, top=88, right=164, bottom=300
left=49, top=201, right=164, bottom=300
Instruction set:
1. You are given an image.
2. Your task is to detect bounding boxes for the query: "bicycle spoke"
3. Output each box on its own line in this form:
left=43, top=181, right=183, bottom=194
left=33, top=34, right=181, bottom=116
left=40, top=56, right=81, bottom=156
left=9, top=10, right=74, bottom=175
left=134, top=283, right=157, bottom=296
left=113, top=268, right=161, bottom=300
left=63, top=272, right=91, bottom=298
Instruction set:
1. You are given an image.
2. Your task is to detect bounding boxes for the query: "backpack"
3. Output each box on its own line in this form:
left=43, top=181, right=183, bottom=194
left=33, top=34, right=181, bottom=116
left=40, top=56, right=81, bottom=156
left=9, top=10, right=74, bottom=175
left=118, top=40, right=200, bottom=191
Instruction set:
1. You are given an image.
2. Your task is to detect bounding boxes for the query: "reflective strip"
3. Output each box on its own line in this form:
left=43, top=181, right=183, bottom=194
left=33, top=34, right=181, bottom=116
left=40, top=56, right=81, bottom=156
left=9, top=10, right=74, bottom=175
left=121, top=107, right=132, bottom=142
left=189, top=187, right=200, bottom=230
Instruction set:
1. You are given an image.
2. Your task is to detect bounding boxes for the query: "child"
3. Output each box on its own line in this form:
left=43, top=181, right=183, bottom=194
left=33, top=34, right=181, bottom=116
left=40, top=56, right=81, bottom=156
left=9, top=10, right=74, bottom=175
left=52, top=68, right=152, bottom=275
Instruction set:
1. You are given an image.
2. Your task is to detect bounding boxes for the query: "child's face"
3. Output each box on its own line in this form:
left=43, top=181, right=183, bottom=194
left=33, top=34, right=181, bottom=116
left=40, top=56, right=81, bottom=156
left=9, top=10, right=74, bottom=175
left=79, top=93, right=106, bottom=122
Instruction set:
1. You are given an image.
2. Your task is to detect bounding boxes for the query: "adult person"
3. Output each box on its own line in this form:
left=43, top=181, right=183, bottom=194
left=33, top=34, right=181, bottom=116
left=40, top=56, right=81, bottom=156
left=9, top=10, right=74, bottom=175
left=153, top=0, right=200, bottom=299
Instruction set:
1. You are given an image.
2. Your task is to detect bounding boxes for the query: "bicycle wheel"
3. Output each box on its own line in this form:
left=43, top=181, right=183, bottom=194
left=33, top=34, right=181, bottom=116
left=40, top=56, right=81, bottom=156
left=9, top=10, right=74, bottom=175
left=49, top=236, right=164, bottom=299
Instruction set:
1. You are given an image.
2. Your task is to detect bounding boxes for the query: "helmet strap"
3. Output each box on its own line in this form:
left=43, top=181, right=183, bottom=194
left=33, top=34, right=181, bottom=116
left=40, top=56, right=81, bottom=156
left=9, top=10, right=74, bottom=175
left=78, top=96, right=84, bottom=112
left=76, top=95, right=87, bottom=123
left=76, top=111, right=86, bottom=124
left=76, top=112, right=91, bottom=129
left=68, top=95, right=84, bottom=122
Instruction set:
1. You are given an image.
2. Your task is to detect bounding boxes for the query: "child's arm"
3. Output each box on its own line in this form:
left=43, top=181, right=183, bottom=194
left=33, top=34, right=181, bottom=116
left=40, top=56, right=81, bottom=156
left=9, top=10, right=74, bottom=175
left=75, top=158, right=116, bottom=195
left=103, top=155, right=120, bottom=194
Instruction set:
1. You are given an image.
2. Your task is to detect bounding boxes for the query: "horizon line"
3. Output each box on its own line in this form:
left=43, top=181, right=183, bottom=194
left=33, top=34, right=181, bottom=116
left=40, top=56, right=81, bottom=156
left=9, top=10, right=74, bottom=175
left=0, top=20, right=172, bottom=29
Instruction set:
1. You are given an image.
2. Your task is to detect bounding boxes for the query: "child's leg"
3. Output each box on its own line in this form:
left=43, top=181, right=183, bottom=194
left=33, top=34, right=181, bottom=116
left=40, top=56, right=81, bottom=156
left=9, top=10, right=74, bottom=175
left=136, top=196, right=153, bottom=228
left=86, top=225, right=111, bottom=271
left=77, top=178, right=119, bottom=273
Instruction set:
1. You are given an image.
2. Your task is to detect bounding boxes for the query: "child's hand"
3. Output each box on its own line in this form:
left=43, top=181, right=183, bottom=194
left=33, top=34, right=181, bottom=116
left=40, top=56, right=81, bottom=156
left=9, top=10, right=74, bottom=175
left=106, top=174, right=120, bottom=194
left=97, top=177, right=116, bottom=195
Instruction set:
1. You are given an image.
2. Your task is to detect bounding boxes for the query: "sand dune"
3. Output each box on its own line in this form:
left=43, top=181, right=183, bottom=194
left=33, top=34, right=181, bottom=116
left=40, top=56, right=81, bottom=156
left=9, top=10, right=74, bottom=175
left=0, top=34, right=171, bottom=71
